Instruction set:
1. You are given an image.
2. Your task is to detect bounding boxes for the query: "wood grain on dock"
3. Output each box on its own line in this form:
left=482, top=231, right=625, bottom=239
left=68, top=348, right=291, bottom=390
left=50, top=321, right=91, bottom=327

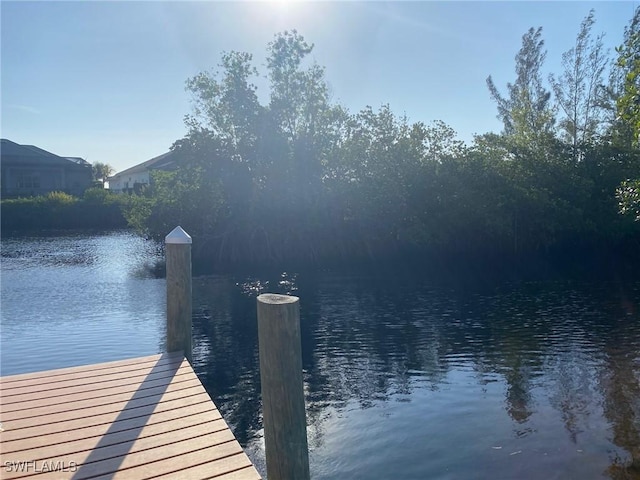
left=0, top=352, right=261, bottom=480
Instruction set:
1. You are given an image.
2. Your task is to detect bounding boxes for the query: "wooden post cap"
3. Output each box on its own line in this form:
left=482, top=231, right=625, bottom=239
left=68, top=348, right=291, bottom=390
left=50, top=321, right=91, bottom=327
left=257, top=294, right=299, bottom=305
left=165, top=226, right=192, bottom=244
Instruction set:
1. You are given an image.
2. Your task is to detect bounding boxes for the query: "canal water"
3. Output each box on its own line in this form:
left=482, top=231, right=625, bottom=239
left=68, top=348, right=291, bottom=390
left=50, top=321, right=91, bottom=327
left=1, top=231, right=639, bottom=479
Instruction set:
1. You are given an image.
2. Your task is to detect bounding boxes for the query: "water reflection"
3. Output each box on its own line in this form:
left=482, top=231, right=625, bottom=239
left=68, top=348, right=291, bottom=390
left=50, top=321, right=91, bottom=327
left=2, top=232, right=638, bottom=479
left=601, top=313, right=640, bottom=479
left=191, top=273, right=640, bottom=479
left=1, top=231, right=166, bottom=375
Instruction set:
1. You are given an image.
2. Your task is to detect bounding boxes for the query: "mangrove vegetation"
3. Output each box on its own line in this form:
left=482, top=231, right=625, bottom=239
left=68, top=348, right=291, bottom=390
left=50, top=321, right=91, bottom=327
left=126, top=9, right=640, bottom=270
left=4, top=9, right=639, bottom=272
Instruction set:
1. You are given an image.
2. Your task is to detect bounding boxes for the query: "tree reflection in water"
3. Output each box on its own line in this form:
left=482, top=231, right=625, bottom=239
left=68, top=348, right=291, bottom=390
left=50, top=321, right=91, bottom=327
left=189, top=272, right=640, bottom=479
left=602, top=317, right=640, bottom=479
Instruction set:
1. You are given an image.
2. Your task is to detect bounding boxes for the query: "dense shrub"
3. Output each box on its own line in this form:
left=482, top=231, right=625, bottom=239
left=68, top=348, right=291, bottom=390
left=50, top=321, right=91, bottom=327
left=1, top=189, right=129, bottom=232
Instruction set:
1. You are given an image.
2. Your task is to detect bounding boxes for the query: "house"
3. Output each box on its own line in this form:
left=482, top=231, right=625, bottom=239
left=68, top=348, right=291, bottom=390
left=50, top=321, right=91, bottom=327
left=108, top=151, right=176, bottom=193
left=0, top=139, right=93, bottom=197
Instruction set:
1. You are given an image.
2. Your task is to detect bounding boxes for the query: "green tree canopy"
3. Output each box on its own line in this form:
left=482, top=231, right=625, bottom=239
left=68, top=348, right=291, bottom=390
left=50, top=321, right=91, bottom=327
left=615, top=7, right=640, bottom=148
left=92, top=162, right=115, bottom=187
left=487, top=27, right=556, bottom=146
left=549, top=10, right=608, bottom=150
left=123, top=23, right=640, bottom=271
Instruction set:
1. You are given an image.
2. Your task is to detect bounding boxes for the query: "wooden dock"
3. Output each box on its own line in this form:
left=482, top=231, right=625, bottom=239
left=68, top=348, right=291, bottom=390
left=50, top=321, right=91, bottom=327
left=0, top=352, right=261, bottom=480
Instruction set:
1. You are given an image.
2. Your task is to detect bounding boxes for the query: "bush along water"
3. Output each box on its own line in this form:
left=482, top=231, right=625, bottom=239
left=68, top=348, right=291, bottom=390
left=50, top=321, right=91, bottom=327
left=1, top=188, right=130, bottom=232
left=125, top=21, right=640, bottom=271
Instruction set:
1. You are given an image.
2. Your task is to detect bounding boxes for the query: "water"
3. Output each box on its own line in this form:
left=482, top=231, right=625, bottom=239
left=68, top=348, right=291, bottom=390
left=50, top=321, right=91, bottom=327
left=2, top=232, right=639, bottom=479
left=1, top=231, right=166, bottom=373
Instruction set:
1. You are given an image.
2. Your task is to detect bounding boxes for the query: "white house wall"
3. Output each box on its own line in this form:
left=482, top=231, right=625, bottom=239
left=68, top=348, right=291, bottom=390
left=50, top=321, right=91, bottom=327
left=109, top=171, right=150, bottom=192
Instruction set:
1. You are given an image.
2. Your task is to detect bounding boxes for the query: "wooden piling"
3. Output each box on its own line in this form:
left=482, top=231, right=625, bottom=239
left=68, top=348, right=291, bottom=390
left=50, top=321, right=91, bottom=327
left=165, top=226, right=192, bottom=364
left=256, top=294, right=310, bottom=480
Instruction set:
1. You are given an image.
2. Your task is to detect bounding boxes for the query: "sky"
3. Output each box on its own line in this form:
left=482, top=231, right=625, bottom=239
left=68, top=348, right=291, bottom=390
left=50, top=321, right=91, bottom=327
left=1, top=1, right=638, bottom=174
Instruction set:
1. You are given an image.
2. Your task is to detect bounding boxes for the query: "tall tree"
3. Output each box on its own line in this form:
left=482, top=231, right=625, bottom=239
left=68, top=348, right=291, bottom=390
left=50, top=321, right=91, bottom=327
left=264, top=30, right=336, bottom=213
left=549, top=10, right=608, bottom=151
left=266, top=30, right=330, bottom=144
left=185, top=51, right=263, bottom=161
left=612, top=8, right=640, bottom=224
left=183, top=51, right=263, bottom=233
left=487, top=27, right=556, bottom=145
left=92, top=162, right=115, bottom=187
left=615, top=6, right=640, bottom=148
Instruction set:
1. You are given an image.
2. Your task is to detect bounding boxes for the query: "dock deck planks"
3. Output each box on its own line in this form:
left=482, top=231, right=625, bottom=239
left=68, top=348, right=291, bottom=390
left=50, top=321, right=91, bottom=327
left=0, top=352, right=261, bottom=479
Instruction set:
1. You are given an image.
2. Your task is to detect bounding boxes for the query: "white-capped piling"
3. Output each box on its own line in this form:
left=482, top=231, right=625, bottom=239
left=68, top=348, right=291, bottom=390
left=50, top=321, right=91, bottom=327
left=165, top=226, right=192, bottom=363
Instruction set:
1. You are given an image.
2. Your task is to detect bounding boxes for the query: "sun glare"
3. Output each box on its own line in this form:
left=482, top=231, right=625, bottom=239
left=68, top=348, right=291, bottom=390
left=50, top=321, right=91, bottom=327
left=244, top=0, right=318, bottom=34
left=273, top=0, right=306, bottom=18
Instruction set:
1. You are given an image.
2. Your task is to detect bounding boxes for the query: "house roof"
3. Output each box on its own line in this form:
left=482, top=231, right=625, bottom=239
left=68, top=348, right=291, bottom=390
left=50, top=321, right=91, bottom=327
left=1, top=139, right=89, bottom=168
left=1, top=139, right=31, bottom=156
left=108, top=151, right=175, bottom=179
left=64, top=157, right=91, bottom=166
left=1, top=139, right=60, bottom=160
left=23, top=144, right=63, bottom=157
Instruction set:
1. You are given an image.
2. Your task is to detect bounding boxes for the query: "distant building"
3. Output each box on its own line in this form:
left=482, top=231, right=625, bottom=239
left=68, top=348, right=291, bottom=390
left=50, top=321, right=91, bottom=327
left=108, top=151, right=176, bottom=193
left=0, top=139, right=92, bottom=197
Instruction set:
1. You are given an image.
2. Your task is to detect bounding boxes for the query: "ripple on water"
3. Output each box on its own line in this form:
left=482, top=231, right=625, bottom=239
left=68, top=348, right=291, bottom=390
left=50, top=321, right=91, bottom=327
left=3, top=243, right=640, bottom=480
left=1, top=232, right=166, bottom=376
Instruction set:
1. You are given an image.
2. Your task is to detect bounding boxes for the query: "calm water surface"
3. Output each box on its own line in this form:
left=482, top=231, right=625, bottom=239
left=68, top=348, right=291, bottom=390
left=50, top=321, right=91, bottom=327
left=2, top=231, right=639, bottom=479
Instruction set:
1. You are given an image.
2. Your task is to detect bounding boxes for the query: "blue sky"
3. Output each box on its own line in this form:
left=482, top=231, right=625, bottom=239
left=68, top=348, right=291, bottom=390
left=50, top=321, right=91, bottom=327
left=1, top=1, right=637, bottom=174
